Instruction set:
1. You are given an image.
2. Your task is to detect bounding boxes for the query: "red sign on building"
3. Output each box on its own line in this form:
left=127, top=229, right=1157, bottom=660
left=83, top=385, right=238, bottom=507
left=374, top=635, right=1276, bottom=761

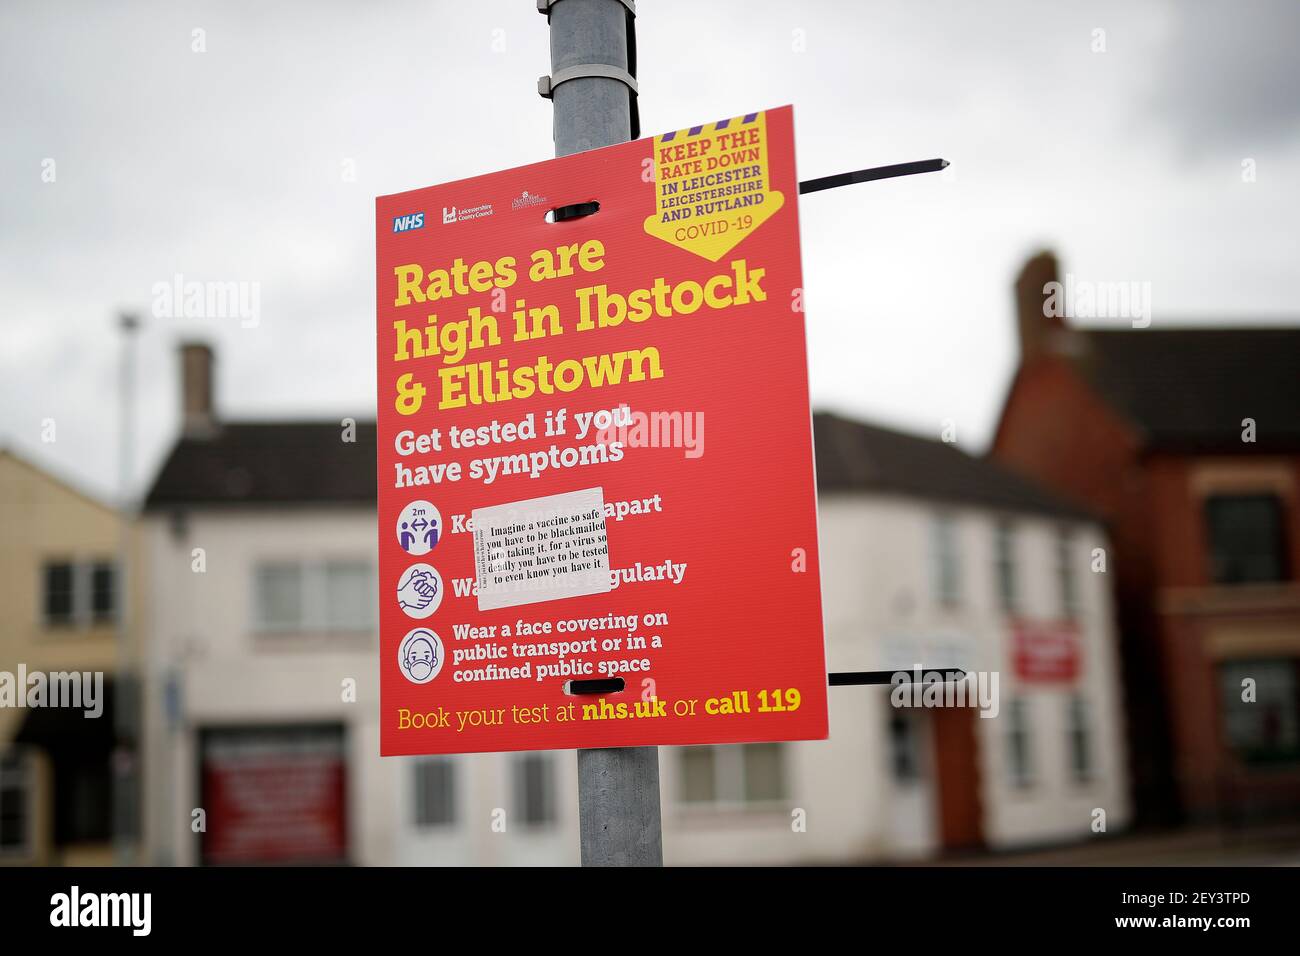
left=199, top=727, right=347, bottom=865
left=1011, top=622, right=1081, bottom=682
left=375, top=106, right=827, bottom=755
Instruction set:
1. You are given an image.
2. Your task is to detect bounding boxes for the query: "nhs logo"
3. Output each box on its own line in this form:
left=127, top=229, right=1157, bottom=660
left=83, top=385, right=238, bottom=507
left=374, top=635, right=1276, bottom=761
left=392, top=212, right=425, bottom=233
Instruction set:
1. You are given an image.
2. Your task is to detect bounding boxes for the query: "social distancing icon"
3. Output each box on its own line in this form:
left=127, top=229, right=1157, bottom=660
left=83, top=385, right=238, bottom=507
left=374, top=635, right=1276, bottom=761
left=397, top=500, right=441, bottom=556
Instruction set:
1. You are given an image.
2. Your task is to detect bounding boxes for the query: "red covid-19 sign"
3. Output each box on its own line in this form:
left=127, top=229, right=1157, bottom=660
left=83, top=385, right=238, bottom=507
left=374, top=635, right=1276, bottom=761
left=375, top=105, right=827, bottom=755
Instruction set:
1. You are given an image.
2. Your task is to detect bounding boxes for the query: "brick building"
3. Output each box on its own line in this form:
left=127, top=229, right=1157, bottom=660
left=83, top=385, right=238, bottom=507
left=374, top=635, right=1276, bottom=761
left=992, top=251, right=1300, bottom=825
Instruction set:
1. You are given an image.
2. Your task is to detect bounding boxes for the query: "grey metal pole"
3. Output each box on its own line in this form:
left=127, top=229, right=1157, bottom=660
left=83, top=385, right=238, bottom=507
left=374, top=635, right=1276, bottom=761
left=547, top=0, right=633, bottom=156
left=114, top=311, right=140, bottom=865
left=542, top=0, right=662, bottom=867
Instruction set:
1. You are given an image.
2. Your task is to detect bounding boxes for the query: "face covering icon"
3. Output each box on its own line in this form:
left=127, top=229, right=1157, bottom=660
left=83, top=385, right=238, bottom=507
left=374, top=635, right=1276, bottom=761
left=401, top=633, right=439, bottom=683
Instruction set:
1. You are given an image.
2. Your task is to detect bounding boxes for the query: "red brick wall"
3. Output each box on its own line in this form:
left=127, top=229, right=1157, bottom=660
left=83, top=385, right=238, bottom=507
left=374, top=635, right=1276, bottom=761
left=992, top=354, right=1154, bottom=607
left=993, top=352, right=1177, bottom=823
left=1145, top=454, right=1300, bottom=819
left=995, top=353, right=1300, bottom=823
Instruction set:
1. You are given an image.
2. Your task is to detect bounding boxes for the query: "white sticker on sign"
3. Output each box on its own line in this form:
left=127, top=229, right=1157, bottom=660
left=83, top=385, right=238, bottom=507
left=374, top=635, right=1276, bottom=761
left=472, top=487, right=611, bottom=611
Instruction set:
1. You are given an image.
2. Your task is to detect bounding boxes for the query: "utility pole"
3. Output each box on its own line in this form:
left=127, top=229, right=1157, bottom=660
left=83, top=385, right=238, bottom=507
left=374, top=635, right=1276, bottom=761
left=114, top=310, right=141, bottom=865
left=538, top=0, right=662, bottom=867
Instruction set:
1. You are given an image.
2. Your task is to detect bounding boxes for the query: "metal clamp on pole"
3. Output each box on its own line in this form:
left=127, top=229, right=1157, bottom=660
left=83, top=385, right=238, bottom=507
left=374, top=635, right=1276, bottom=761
left=538, top=0, right=636, bottom=17
left=538, top=0, right=639, bottom=142
left=537, top=63, right=639, bottom=100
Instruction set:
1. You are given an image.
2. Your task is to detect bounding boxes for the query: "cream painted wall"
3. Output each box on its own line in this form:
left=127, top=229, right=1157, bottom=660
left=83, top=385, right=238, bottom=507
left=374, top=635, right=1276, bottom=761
left=660, top=493, right=1131, bottom=864
left=141, top=508, right=583, bottom=867
left=0, top=450, right=136, bottom=865
left=141, top=508, right=391, bottom=866
left=138, top=490, right=1130, bottom=866
left=0, top=452, right=131, bottom=713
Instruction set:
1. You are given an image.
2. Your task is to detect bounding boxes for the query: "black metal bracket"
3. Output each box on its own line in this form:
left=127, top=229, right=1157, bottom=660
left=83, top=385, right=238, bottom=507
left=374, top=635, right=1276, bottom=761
left=830, top=668, right=966, bottom=686
left=564, top=670, right=966, bottom=695
left=799, top=158, right=948, bottom=195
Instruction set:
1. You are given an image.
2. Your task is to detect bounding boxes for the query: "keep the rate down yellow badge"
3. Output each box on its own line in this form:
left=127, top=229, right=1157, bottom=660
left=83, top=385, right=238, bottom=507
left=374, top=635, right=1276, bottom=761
left=643, top=110, right=786, bottom=262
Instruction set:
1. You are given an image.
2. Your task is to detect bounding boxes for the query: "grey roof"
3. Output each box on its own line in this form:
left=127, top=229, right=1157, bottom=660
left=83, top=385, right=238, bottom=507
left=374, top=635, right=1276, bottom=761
left=813, top=412, right=1093, bottom=520
left=144, top=422, right=376, bottom=509
left=143, top=414, right=1091, bottom=521
left=1078, top=327, right=1300, bottom=451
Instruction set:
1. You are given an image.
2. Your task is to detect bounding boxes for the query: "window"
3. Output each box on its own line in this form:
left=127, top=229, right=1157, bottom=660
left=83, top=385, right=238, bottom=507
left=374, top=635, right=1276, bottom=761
left=257, top=564, right=302, bottom=629
left=1219, top=659, right=1299, bottom=765
left=743, top=743, right=785, bottom=802
left=931, top=514, right=961, bottom=606
left=1066, top=696, right=1092, bottom=783
left=254, top=561, right=375, bottom=632
left=1056, top=528, right=1079, bottom=619
left=324, top=562, right=372, bottom=631
left=994, top=522, right=1018, bottom=613
left=42, top=560, right=117, bottom=628
left=1005, top=698, right=1034, bottom=788
left=680, top=747, right=717, bottom=803
left=90, top=562, right=116, bottom=623
left=888, top=707, right=923, bottom=783
left=413, top=758, right=456, bottom=827
left=43, top=563, right=75, bottom=625
left=678, top=744, right=788, bottom=806
left=1205, top=494, right=1288, bottom=584
left=0, top=752, right=31, bottom=856
left=512, top=753, right=556, bottom=826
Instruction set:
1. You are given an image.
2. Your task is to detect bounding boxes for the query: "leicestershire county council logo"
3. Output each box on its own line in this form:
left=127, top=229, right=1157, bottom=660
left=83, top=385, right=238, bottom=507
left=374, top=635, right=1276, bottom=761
left=442, top=203, right=493, bottom=224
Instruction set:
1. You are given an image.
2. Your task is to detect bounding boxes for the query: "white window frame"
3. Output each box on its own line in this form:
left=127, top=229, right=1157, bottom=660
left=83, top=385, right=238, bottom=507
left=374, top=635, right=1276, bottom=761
left=1056, top=527, right=1079, bottom=619
left=252, top=559, right=376, bottom=634
left=931, top=512, right=962, bottom=607
left=887, top=704, right=926, bottom=785
left=1005, top=697, right=1035, bottom=789
left=511, top=752, right=557, bottom=828
left=678, top=743, right=788, bottom=809
left=994, top=521, right=1019, bottom=614
left=1066, top=695, right=1093, bottom=784
left=41, top=558, right=118, bottom=630
left=412, top=757, right=458, bottom=829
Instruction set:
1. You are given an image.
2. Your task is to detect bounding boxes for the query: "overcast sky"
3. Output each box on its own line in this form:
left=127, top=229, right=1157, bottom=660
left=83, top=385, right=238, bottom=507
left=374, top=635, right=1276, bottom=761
left=2, top=0, right=1297, bottom=503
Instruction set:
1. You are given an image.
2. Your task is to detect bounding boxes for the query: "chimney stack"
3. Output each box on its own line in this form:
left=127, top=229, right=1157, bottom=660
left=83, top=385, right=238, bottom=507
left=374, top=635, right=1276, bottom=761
left=1014, top=250, right=1066, bottom=362
left=180, top=342, right=216, bottom=437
